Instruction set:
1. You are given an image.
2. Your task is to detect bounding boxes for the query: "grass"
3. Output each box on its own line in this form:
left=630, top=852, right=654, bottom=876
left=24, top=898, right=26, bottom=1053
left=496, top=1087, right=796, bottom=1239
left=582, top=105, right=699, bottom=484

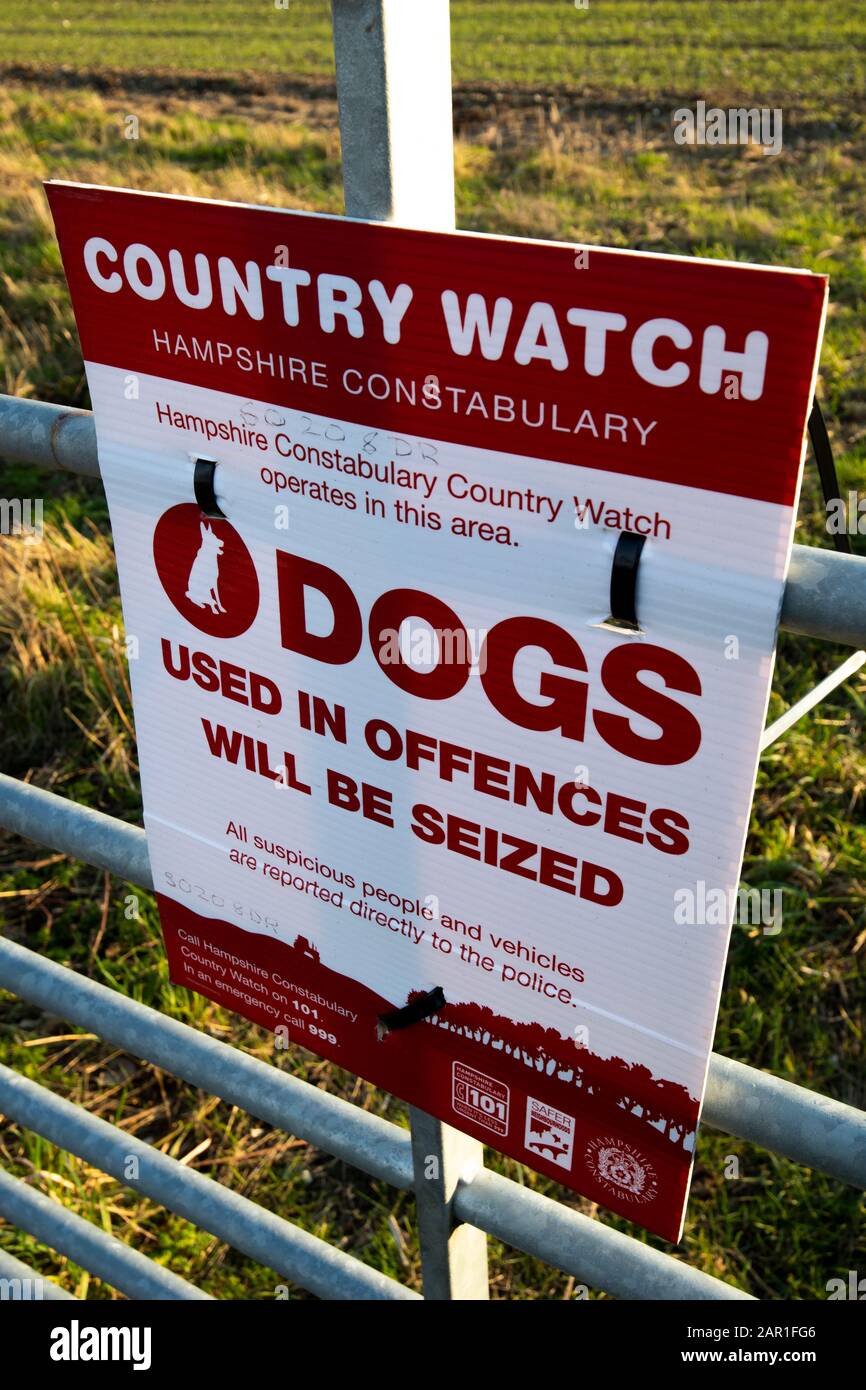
left=0, top=2, right=864, bottom=113
left=0, top=8, right=864, bottom=1300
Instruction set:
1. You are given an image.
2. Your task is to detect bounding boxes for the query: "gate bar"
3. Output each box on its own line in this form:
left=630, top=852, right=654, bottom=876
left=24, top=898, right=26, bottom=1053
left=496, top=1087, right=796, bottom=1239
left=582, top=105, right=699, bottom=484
left=0, top=1247, right=79, bottom=1300
left=453, top=1168, right=754, bottom=1301
left=0, top=772, right=153, bottom=890
left=703, top=1053, right=866, bottom=1190
left=0, top=395, right=99, bottom=476
left=0, top=935, right=748, bottom=1299
left=0, top=1165, right=212, bottom=1300
left=2, top=393, right=865, bottom=647
left=0, top=1064, right=419, bottom=1301
left=0, top=926, right=412, bottom=1193
left=2, top=776, right=865, bottom=1191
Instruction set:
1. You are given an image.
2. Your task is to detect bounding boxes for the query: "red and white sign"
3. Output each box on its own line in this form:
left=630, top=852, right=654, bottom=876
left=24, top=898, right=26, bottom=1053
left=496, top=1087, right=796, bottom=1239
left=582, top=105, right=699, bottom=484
left=47, top=181, right=826, bottom=1241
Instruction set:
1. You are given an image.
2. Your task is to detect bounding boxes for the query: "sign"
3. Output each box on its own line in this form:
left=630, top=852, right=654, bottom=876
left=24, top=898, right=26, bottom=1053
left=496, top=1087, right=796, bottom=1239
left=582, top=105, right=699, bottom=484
left=47, top=181, right=827, bottom=1241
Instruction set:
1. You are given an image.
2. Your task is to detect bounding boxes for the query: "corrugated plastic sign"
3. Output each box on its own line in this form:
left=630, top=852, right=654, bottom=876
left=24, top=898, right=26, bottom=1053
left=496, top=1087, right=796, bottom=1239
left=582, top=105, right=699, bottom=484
left=48, top=181, right=826, bottom=1240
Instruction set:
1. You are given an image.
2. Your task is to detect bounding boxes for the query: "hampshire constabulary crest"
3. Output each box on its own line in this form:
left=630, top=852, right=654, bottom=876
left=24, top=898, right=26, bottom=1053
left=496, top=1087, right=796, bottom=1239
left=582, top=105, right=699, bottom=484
left=584, top=1137, right=659, bottom=1205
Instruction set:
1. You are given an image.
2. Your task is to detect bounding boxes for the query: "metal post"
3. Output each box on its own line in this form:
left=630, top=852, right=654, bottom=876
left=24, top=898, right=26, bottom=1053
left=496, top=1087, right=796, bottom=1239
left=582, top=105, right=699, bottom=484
left=409, top=1106, right=489, bottom=1299
left=331, top=0, right=455, bottom=229
left=331, top=0, right=487, bottom=1300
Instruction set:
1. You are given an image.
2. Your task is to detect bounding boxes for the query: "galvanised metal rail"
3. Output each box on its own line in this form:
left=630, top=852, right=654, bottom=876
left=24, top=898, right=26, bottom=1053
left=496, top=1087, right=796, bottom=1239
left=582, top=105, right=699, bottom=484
left=4, top=390, right=866, bottom=650
left=0, top=1065, right=417, bottom=1302
left=0, top=1247, right=78, bottom=1301
left=2, top=774, right=865, bottom=1200
left=0, top=927, right=750, bottom=1301
left=0, top=1165, right=214, bottom=1302
left=0, top=782, right=864, bottom=1302
left=1, top=0, right=865, bottom=1301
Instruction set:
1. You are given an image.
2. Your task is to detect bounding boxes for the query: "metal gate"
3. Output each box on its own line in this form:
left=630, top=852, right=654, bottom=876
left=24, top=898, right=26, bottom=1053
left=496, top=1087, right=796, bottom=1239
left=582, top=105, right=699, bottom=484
left=0, top=0, right=864, bottom=1301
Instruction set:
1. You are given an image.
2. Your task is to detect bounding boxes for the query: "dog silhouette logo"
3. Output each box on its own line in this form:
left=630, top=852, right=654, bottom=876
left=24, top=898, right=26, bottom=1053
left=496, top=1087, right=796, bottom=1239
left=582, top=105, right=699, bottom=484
left=185, top=519, right=227, bottom=615
left=153, top=504, right=259, bottom=638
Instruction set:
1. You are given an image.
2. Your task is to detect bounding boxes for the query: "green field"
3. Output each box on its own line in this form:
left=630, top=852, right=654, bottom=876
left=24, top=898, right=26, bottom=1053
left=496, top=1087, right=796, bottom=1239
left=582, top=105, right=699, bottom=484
left=1, top=1, right=865, bottom=109
left=0, top=1, right=864, bottom=1301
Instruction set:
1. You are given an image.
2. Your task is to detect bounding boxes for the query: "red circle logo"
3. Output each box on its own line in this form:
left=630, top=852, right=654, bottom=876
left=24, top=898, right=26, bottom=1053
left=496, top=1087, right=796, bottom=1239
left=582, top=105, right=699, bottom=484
left=152, top=504, right=259, bottom=638
left=584, top=1137, right=659, bottom=1205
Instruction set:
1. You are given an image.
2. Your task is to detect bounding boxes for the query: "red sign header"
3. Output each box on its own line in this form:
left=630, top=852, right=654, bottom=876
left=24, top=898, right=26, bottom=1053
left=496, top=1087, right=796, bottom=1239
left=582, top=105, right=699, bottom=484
left=47, top=181, right=826, bottom=507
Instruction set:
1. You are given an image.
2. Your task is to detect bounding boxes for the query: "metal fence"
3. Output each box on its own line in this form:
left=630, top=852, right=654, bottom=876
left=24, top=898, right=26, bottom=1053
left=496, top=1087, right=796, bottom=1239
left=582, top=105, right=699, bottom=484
left=1, top=0, right=865, bottom=1301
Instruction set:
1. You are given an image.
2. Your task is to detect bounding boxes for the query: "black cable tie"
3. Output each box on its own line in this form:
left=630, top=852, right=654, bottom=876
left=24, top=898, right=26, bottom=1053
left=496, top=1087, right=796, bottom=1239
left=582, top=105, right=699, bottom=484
left=808, top=398, right=850, bottom=556
left=608, top=531, right=646, bottom=630
left=193, top=457, right=226, bottom=519
left=378, top=986, right=446, bottom=1035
